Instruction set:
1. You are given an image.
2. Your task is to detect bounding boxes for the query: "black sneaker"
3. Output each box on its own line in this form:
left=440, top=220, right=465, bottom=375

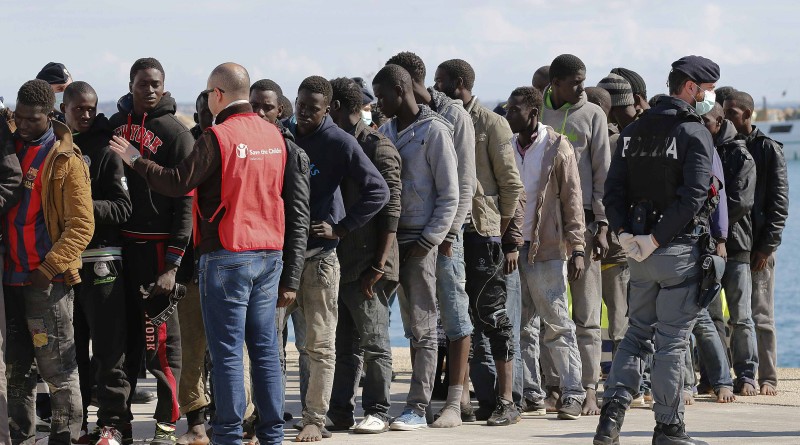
left=132, top=387, right=155, bottom=404
left=557, top=397, right=582, bottom=420
left=521, top=397, right=546, bottom=416
left=653, top=422, right=709, bottom=445
left=150, top=423, right=177, bottom=445
left=594, top=398, right=626, bottom=445
left=460, top=403, right=477, bottom=422
left=486, top=398, right=520, bottom=426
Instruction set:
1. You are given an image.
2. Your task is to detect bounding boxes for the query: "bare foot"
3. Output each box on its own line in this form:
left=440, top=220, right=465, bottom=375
left=760, top=384, right=778, bottom=396
left=716, top=387, right=736, bottom=403
left=295, top=425, right=322, bottom=442
left=582, top=388, right=601, bottom=415
left=177, top=425, right=209, bottom=445
left=738, top=382, right=759, bottom=396
left=683, top=390, right=695, bottom=406
left=544, top=387, right=561, bottom=413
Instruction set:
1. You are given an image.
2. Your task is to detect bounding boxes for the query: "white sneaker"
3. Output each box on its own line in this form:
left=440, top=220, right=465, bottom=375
left=354, top=414, right=389, bottom=434
left=631, top=394, right=646, bottom=408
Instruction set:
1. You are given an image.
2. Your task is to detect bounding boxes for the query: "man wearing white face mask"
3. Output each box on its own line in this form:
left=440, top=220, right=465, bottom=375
left=35, top=62, right=73, bottom=123
left=595, top=55, right=720, bottom=445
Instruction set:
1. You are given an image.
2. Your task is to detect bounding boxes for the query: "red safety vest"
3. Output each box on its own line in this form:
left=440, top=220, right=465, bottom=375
left=196, top=112, right=287, bottom=252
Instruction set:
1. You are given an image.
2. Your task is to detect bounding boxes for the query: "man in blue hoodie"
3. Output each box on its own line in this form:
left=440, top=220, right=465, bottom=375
left=373, top=64, right=459, bottom=431
left=284, top=76, right=389, bottom=442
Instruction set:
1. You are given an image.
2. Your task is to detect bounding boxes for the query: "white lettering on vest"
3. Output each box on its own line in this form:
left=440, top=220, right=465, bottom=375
left=665, top=138, right=678, bottom=159
left=622, top=137, right=631, bottom=157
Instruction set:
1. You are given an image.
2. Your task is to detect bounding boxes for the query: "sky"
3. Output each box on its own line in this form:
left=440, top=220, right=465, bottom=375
left=2, top=0, right=798, bottom=108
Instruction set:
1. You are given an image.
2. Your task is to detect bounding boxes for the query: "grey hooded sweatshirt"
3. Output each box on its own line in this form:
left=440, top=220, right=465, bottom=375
left=380, top=105, right=459, bottom=251
left=542, top=88, right=610, bottom=223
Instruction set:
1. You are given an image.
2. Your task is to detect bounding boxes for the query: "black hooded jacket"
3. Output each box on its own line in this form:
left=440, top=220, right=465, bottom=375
left=0, top=118, right=22, bottom=218
left=740, top=126, right=789, bottom=255
left=715, top=120, right=755, bottom=261
left=73, top=114, right=132, bottom=250
left=109, top=94, right=194, bottom=267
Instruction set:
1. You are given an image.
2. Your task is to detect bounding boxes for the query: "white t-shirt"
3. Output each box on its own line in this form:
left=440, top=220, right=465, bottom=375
left=512, top=122, right=550, bottom=242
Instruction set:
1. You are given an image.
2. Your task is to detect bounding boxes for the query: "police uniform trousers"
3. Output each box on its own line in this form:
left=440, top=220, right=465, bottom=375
left=602, top=239, right=702, bottom=425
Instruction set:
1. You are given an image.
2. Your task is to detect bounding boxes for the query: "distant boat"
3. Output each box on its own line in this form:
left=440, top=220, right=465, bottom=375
left=759, top=119, right=800, bottom=161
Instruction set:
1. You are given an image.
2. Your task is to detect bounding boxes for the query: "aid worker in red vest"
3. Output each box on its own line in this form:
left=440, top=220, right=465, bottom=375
left=109, top=62, right=310, bottom=445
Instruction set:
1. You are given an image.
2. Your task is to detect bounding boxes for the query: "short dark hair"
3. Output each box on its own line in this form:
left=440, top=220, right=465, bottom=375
left=130, top=57, right=165, bottom=82
left=251, top=79, right=283, bottom=96
left=585, top=87, right=612, bottom=116
left=17, top=79, right=55, bottom=111
left=330, top=77, right=363, bottom=115
left=386, top=52, right=426, bottom=84
left=373, top=64, right=412, bottom=89
left=298, top=75, right=333, bottom=104
left=437, top=59, right=475, bottom=91
left=63, top=81, right=97, bottom=105
left=279, top=95, right=293, bottom=119
left=714, top=86, right=736, bottom=105
left=549, top=54, right=586, bottom=81
left=648, top=93, right=667, bottom=108
left=727, top=91, right=755, bottom=112
left=510, top=86, right=543, bottom=115
left=667, top=68, right=692, bottom=95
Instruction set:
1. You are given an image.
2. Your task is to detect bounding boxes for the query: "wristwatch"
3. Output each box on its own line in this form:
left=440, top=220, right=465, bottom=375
left=130, top=153, right=142, bottom=165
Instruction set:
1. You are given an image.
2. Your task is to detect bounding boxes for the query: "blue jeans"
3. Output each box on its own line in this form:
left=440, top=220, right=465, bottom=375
left=691, top=309, right=732, bottom=390
left=199, top=250, right=284, bottom=445
left=519, top=256, right=585, bottom=403
left=436, top=231, right=473, bottom=340
left=707, top=260, right=758, bottom=388
left=470, top=268, right=523, bottom=409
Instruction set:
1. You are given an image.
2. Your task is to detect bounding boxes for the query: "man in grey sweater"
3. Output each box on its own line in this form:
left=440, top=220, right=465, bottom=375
left=373, top=64, right=459, bottom=431
left=541, top=54, right=611, bottom=416
left=386, top=52, right=477, bottom=428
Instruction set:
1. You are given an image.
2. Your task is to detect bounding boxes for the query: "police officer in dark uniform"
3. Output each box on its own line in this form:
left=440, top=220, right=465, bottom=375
left=594, top=56, right=721, bottom=445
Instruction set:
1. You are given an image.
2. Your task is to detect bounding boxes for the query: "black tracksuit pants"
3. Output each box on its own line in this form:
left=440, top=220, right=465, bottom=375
left=123, top=239, right=182, bottom=424
left=74, top=259, right=130, bottom=427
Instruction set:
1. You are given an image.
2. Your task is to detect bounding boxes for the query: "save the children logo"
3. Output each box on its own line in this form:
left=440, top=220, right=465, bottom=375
left=236, top=143, right=248, bottom=159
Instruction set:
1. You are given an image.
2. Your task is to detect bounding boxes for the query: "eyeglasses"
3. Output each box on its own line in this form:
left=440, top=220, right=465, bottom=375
left=201, top=87, right=225, bottom=97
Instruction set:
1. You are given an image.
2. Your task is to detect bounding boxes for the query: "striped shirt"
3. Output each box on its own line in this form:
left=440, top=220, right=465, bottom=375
left=3, top=127, right=60, bottom=285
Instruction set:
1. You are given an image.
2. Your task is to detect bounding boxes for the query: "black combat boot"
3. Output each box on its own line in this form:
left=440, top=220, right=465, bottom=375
left=652, top=422, right=709, bottom=445
left=593, top=398, right=626, bottom=445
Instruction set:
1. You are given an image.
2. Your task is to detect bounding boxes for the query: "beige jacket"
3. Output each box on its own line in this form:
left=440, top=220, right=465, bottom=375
left=514, top=126, right=585, bottom=263
left=464, top=98, right=523, bottom=237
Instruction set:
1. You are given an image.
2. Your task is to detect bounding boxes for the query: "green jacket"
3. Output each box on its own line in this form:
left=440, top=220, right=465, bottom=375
left=464, top=98, right=523, bottom=237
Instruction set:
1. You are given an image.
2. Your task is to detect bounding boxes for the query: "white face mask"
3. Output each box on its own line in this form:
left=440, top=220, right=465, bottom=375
left=694, top=86, right=716, bottom=116
left=54, top=91, right=64, bottom=112
left=361, top=110, right=373, bottom=125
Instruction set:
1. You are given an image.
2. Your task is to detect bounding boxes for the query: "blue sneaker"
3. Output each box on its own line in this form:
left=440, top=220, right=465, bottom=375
left=390, top=410, right=428, bottom=431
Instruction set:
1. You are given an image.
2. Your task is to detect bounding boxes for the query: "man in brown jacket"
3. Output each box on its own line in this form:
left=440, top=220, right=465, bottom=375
left=505, top=86, right=587, bottom=420
left=435, top=59, right=524, bottom=426
left=4, top=79, right=94, bottom=445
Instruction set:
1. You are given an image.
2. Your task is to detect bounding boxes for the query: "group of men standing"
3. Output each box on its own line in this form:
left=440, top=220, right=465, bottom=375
left=0, top=50, right=787, bottom=445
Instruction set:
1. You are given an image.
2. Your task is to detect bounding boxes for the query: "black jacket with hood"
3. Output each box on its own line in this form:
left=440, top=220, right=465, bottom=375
left=73, top=114, right=132, bottom=250
left=109, top=94, right=193, bottom=267
left=0, top=117, right=22, bottom=216
left=739, top=126, right=789, bottom=255
left=715, top=120, right=755, bottom=261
